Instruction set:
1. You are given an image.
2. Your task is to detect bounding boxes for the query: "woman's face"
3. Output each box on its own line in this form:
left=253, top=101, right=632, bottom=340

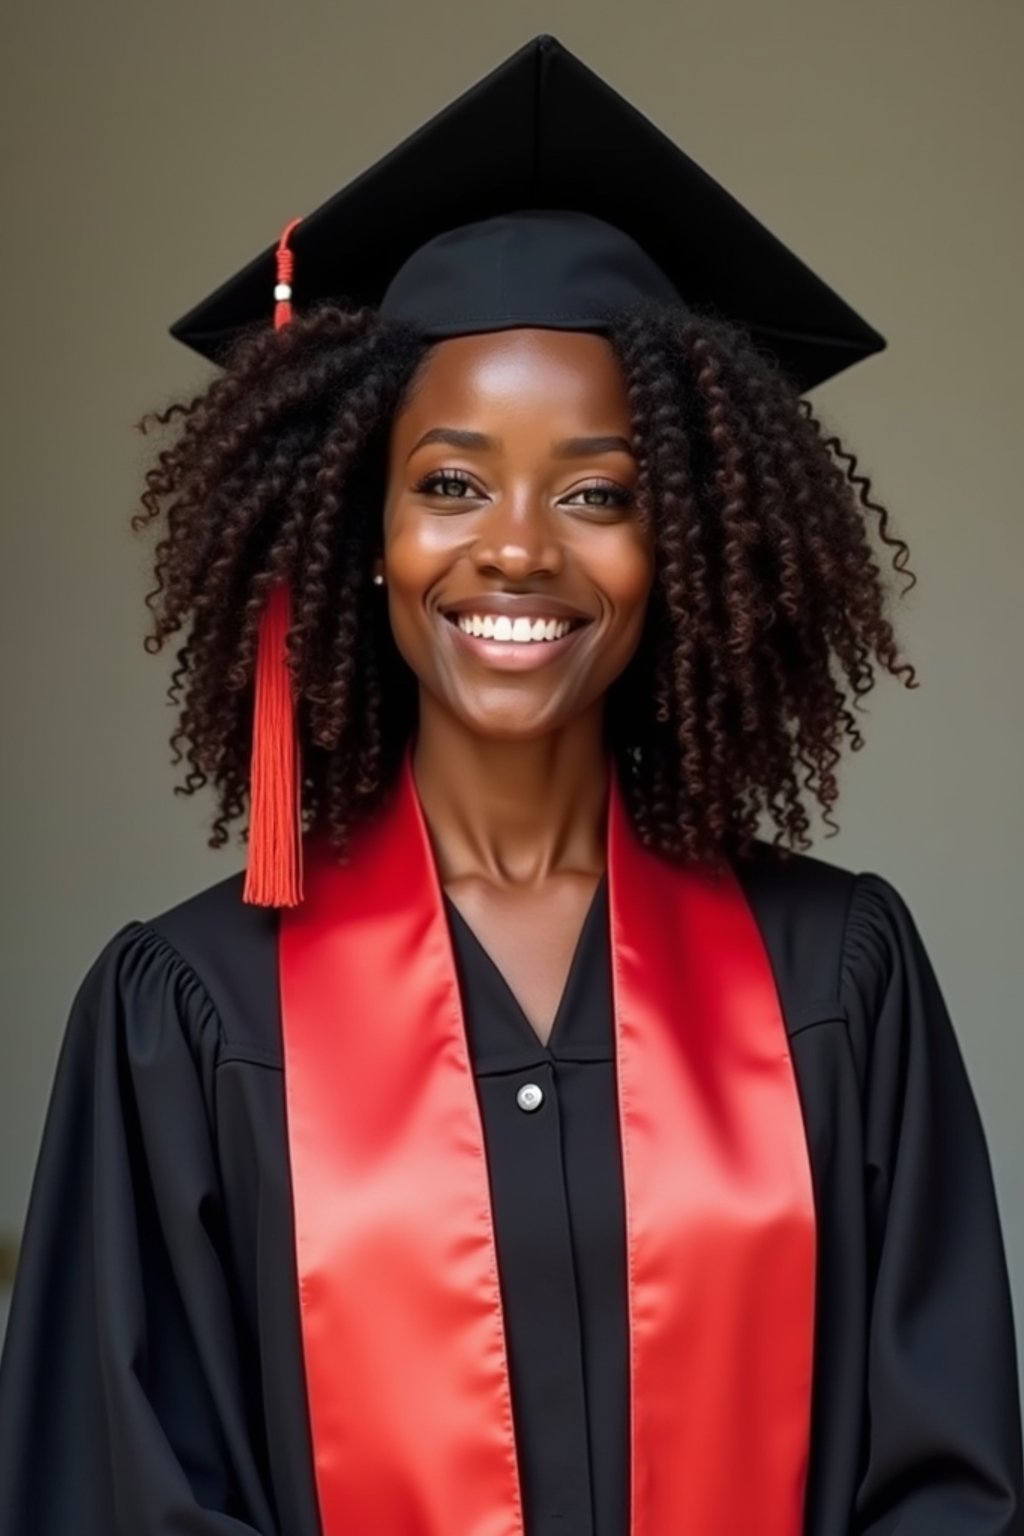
left=381, top=328, right=655, bottom=741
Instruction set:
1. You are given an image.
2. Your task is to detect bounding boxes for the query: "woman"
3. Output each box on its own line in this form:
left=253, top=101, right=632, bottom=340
left=0, top=34, right=1021, bottom=1536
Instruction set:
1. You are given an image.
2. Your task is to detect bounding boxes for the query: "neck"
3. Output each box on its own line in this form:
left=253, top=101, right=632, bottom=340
left=411, top=701, right=610, bottom=889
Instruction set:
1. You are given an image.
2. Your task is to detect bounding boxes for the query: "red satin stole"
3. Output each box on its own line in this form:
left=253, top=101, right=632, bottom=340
left=279, top=754, right=817, bottom=1536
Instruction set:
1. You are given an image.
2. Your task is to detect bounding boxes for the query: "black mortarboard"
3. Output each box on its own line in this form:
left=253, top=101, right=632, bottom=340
left=170, top=34, right=885, bottom=393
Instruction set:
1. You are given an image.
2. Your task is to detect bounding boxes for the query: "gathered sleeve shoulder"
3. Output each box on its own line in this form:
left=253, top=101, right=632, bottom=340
left=838, top=873, right=1024, bottom=1535
left=0, top=920, right=280, bottom=1535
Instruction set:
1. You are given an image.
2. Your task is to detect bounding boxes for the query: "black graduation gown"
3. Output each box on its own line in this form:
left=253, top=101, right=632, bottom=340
left=0, top=841, right=1021, bottom=1536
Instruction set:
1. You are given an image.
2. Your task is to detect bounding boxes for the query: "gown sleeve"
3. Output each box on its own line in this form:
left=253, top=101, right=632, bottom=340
left=0, top=922, right=281, bottom=1535
left=843, top=873, right=1024, bottom=1536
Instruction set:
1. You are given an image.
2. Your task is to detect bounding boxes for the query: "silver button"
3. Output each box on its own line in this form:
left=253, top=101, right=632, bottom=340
left=516, top=1083, right=544, bottom=1113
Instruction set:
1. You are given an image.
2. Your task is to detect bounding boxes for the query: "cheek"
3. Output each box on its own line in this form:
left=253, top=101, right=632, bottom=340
left=384, top=503, right=455, bottom=592
left=596, top=528, right=656, bottom=630
left=383, top=494, right=472, bottom=568
left=380, top=505, right=466, bottom=678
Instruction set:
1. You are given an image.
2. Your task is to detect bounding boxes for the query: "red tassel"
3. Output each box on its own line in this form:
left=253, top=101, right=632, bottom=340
left=273, top=216, right=301, bottom=330
left=243, top=582, right=304, bottom=906
left=243, top=217, right=304, bottom=907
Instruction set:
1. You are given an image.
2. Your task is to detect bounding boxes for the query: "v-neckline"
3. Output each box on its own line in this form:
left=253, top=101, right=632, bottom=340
left=442, top=872, right=607, bottom=1054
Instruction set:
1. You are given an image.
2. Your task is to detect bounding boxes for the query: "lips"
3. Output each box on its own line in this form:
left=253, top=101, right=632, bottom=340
left=439, top=604, right=592, bottom=672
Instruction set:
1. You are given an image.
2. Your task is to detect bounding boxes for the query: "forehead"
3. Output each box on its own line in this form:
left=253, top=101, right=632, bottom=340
left=395, top=328, right=631, bottom=431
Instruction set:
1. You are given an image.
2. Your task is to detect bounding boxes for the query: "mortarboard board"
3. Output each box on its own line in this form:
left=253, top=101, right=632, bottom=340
left=168, top=35, right=886, bottom=909
left=171, top=33, right=884, bottom=394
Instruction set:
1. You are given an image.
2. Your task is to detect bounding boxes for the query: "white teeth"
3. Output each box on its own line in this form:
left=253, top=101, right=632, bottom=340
left=453, top=613, right=575, bottom=643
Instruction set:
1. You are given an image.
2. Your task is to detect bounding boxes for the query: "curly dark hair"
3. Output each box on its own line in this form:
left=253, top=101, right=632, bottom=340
left=132, top=300, right=917, bottom=868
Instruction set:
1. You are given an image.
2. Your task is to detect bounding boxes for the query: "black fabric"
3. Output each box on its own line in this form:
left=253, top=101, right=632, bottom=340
left=168, top=35, right=885, bottom=392
left=1, top=843, right=1022, bottom=1535
left=377, top=210, right=681, bottom=339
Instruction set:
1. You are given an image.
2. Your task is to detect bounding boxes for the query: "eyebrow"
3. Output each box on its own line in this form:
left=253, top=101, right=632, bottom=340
left=408, top=428, right=635, bottom=458
left=410, top=428, right=496, bottom=455
left=552, top=434, right=634, bottom=459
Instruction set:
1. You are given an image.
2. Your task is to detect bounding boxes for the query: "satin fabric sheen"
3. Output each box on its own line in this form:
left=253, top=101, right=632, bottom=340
left=279, top=754, right=817, bottom=1535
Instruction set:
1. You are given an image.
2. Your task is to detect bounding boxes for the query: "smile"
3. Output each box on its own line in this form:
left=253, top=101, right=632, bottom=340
left=441, top=610, right=591, bottom=670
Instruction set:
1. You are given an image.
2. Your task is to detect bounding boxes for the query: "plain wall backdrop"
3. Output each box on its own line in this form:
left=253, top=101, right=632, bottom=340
left=1, top=0, right=1021, bottom=1394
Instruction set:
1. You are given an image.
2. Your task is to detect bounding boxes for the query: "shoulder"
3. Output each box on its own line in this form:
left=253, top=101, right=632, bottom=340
left=143, top=865, right=276, bottom=978
left=141, top=866, right=281, bottom=1061
left=79, top=867, right=281, bottom=1063
left=731, top=839, right=926, bottom=1035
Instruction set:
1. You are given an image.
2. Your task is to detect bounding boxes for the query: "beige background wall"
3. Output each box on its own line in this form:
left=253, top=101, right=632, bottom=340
left=1, top=0, right=1021, bottom=1392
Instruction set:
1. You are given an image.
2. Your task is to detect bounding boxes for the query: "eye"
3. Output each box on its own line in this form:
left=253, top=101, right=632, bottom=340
left=414, top=469, right=480, bottom=500
left=561, top=480, right=636, bottom=511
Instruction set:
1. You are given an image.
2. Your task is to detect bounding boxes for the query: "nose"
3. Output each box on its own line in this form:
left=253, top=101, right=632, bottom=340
left=471, top=491, right=564, bottom=581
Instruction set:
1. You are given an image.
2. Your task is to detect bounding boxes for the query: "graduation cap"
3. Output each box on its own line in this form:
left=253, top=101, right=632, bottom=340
left=172, top=34, right=883, bottom=389
left=169, top=34, right=885, bottom=907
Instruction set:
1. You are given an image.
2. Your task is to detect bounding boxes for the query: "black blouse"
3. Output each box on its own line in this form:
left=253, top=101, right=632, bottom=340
left=0, top=844, right=1021, bottom=1536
